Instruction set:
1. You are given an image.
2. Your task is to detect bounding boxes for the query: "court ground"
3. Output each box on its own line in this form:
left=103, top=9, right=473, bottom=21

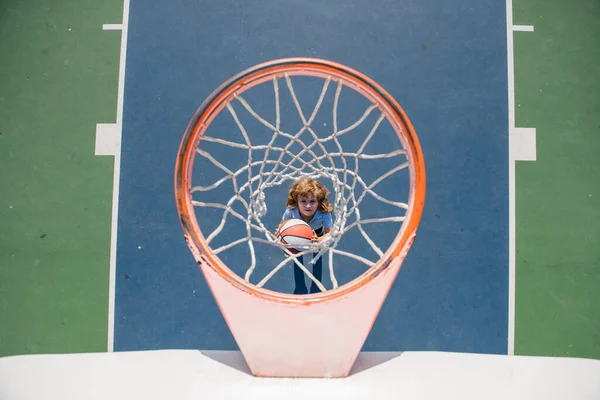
left=0, top=0, right=599, bottom=396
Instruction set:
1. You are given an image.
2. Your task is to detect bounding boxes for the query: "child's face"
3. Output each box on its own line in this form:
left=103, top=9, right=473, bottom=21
left=297, top=194, right=318, bottom=220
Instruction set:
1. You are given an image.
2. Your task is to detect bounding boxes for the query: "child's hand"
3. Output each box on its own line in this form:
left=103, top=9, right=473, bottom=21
left=312, top=231, right=326, bottom=242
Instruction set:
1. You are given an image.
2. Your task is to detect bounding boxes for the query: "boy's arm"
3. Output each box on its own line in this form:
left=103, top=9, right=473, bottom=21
left=313, top=212, right=333, bottom=241
left=312, top=227, right=331, bottom=242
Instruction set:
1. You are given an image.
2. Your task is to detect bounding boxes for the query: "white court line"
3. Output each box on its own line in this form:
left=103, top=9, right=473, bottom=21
left=103, top=24, right=123, bottom=31
left=94, top=123, right=120, bottom=156
left=506, top=1, right=536, bottom=357
left=511, top=128, right=537, bottom=162
left=105, top=0, right=131, bottom=353
left=506, top=0, right=517, bottom=358
left=513, top=25, right=534, bottom=32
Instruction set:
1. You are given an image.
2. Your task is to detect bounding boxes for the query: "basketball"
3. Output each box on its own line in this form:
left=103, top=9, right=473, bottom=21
left=275, top=219, right=314, bottom=254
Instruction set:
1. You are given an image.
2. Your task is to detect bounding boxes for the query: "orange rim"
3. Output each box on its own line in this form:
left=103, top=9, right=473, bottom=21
left=175, top=57, right=426, bottom=305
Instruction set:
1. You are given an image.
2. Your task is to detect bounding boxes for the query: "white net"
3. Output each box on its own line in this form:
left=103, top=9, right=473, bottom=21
left=190, top=73, right=410, bottom=293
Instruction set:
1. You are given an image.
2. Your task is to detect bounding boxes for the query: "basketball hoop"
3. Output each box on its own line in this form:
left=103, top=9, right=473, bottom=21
left=175, top=58, right=426, bottom=378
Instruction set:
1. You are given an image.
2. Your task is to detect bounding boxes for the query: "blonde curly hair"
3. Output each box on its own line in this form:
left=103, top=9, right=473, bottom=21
left=286, top=178, right=333, bottom=213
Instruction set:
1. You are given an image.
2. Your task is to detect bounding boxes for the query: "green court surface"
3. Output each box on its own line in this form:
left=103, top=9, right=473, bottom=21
left=1, top=0, right=599, bottom=361
left=512, top=0, right=600, bottom=358
left=0, top=0, right=120, bottom=354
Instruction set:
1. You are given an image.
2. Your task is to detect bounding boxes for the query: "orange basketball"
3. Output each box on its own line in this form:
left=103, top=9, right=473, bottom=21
left=276, top=219, right=314, bottom=254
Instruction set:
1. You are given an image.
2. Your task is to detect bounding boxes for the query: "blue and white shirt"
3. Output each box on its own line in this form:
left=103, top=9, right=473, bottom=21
left=281, top=207, right=333, bottom=231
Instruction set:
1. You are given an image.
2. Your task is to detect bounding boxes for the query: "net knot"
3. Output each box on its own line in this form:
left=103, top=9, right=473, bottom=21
left=252, top=190, right=267, bottom=218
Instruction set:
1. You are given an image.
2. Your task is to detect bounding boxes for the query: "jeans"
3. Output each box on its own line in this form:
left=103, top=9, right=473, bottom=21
left=293, top=227, right=324, bottom=295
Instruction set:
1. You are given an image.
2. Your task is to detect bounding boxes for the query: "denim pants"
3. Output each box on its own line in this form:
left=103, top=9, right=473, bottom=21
left=293, top=227, right=324, bottom=294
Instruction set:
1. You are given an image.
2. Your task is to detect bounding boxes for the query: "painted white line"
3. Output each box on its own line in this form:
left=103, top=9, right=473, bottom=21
left=506, top=0, right=516, bottom=357
left=507, top=0, right=537, bottom=356
left=507, top=122, right=536, bottom=356
left=95, top=123, right=120, bottom=156
left=103, top=24, right=123, bottom=31
left=508, top=158, right=516, bottom=356
left=511, top=128, right=537, bottom=161
left=106, top=0, right=131, bottom=353
left=513, top=25, right=534, bottom=32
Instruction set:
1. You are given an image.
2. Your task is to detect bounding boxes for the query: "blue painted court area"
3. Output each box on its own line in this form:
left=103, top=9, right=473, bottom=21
left=115, top=0, right=509, bottom=354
